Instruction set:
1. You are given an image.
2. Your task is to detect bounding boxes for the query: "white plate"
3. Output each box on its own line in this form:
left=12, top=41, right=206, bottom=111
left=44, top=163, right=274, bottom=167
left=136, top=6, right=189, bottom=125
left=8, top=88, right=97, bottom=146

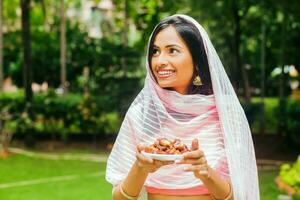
left=141, top=151, right=183, bottom=161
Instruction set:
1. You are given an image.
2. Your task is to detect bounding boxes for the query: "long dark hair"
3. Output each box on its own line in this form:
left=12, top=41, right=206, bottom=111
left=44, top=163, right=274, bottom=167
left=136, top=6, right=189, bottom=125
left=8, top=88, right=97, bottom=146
left=148, top=16, right=213, bottom=95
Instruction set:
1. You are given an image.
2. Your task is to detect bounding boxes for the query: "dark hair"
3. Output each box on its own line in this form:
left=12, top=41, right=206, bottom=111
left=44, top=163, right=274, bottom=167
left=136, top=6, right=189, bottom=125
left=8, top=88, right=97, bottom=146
left=148, top=16, right=213, bottom=95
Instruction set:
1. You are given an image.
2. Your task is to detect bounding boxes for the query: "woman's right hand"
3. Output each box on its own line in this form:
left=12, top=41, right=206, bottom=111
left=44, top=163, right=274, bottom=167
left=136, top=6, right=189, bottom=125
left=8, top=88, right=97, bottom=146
left=135, top=143, right=174, bottom=173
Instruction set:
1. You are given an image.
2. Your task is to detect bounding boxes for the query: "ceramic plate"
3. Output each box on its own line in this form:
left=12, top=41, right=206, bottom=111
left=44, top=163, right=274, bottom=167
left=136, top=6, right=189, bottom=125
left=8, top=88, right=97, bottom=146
left=141, top=151, right=183, bottom=161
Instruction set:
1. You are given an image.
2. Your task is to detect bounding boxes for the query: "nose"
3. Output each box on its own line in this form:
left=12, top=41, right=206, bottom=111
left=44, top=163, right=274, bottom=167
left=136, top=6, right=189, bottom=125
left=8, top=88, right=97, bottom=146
left=156, top=54, right=168, bottom=68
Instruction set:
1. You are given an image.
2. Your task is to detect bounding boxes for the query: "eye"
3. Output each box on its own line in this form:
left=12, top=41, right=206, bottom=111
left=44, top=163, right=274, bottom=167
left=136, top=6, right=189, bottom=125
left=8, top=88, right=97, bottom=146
left=152, top=48, right=160, bottom=56
left=169, top=48, right=179, bottom=54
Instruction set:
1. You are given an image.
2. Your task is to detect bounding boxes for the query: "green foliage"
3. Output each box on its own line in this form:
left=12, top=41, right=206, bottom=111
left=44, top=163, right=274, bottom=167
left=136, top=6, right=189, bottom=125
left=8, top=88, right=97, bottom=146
left=279, top=156, right=300, bottom=195
left=4, top=20, right=143, bottom=90
left=0, top=91, right=121, bottom=144
left=286, top=100, right=300, bottom=146
left=241, top=102, right=262, bottom=127
left=251, top=97, right=279, bottom=134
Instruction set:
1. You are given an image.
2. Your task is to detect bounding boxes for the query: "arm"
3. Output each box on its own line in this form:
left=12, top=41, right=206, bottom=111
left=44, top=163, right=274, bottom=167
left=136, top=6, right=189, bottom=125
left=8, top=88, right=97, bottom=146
left=112, top=160, right=148, bottom=200
left=176, top=139, right=233, bottom=200
left=112, top=144, right=174, bottom=200
left=201, top=167, right=232, bottom=200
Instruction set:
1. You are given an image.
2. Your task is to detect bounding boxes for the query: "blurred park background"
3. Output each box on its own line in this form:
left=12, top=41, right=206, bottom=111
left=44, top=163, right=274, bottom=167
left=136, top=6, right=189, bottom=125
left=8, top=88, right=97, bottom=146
left=0, top=0, right=299, bottom=199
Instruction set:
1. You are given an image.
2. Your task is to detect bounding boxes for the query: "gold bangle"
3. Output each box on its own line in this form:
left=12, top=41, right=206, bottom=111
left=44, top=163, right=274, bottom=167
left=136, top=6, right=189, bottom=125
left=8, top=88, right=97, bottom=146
left=119, top=183, right=138, bottom=200
left=210, top=182, right=232, bottom=200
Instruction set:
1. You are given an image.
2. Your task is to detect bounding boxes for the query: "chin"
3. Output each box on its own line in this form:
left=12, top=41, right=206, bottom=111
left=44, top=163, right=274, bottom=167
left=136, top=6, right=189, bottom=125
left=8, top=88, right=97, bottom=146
left=158, top=85, right=174, bottom=91
left=158, top=82, right=173, bottom=88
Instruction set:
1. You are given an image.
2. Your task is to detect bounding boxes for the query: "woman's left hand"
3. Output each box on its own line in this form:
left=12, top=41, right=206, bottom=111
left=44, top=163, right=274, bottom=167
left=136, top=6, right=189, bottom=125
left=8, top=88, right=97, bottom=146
left=175, top=139, right=211, bottom=180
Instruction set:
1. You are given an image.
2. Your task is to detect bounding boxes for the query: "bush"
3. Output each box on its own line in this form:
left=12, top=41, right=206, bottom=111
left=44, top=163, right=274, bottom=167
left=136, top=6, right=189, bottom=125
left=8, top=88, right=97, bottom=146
left=241, top=102, right=262, bottom=127
left=0, top=91, right=121, bottom=144
left=279, top=156, right=300, bottom=196
left=286, top=100, right=300, bottom=146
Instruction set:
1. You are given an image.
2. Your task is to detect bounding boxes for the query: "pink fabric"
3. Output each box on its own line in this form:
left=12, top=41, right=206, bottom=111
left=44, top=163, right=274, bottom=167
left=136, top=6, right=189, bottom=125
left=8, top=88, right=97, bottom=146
left=145, top=150, right=230, bottom=196
left=145, top=185, right=210, bottom=196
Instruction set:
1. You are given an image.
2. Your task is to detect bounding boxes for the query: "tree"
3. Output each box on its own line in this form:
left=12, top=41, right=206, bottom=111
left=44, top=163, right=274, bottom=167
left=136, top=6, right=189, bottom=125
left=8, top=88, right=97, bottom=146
left=21, top=0, right=33, bottom=105
left=259, top=0, right=266, bottom=135
left=187, top=0, right=253, bottom=100
left=60, top=0, right=67, bottom=92
left=231, top=0, right=251, bottom=103
left=278, top=2, right=288, bottom=137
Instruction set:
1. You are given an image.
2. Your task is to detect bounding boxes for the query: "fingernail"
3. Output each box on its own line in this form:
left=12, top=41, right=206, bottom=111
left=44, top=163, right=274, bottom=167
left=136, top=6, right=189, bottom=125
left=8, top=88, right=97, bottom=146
left=175, top=159, right=181, bottom=164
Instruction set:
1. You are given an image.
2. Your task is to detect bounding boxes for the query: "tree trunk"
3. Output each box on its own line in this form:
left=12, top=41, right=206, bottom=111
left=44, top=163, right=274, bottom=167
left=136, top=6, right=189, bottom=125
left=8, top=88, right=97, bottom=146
left=60, top=0, right=67, bottom=92
left=21, top=0, right=33, bottom=105
left=0, top=0, right=3, bottom=91
left=40, top=0, right=47, bottom=30
left=232, top=0, right=251, bottom=102
left=121, top=0, right=128, bottom=76
left=241, top=63, right=251, bottom=103
left=260, top=19, right=266, bottom=135
left=0, top=120, right=13, bottom=157
left=278, top=5, right=287, bottom=137
left=231, top=0, right=240, bottom=92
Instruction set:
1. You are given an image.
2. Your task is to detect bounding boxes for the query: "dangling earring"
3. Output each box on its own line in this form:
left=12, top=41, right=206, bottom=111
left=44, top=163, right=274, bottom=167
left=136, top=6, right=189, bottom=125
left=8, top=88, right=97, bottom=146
left=193, top=75, right=203, bottom=86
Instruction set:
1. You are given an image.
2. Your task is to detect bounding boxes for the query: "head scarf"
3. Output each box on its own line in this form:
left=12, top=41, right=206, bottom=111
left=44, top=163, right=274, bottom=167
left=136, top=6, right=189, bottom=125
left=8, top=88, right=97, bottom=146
left=106, top=14, right=260, bottom=200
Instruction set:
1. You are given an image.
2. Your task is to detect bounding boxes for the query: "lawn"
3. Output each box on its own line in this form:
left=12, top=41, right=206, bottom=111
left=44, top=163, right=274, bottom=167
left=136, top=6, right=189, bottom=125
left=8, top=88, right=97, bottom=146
left=0, top=154, right=112, bottom=200
left=0, top=154, right=291, bottom=200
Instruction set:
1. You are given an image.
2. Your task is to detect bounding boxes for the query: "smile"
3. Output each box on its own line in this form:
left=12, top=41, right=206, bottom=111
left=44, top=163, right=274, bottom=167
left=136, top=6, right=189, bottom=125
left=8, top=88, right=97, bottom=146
left=156, top=70, right=176, bottom=78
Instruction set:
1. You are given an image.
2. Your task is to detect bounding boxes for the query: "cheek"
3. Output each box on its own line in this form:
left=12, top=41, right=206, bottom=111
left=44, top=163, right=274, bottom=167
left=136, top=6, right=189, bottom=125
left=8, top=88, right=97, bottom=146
left=150, top=58, right=156, bottom=72
left=177, top=59, right=194, bottom=78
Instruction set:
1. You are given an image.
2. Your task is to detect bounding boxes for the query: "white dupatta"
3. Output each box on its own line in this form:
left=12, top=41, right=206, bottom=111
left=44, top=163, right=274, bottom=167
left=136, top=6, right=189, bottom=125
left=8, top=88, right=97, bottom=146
left=106, top=14, right=260, bottom=200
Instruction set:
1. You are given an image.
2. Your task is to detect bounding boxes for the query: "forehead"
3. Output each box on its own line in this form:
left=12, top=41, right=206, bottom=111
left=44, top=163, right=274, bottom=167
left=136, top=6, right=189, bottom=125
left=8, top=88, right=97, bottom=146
left=153, top=26, right=187, bottom=48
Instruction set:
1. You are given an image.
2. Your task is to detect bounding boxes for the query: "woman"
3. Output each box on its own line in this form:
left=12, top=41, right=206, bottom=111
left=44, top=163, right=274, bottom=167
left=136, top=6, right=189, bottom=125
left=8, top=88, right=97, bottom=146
left=106, top=14, right=260, bottom=200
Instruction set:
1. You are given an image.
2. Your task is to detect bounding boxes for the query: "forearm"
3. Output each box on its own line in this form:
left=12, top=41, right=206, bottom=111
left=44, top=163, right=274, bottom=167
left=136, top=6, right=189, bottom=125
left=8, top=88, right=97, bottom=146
left=113, top=160, right=149, bottom=200
left=201, top=167, right=232, bottom=200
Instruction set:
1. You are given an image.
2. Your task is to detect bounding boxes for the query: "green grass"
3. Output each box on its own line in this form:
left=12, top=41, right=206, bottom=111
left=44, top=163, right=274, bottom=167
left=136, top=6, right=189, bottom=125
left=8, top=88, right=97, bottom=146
left=0, top=154, right=294, bottom=200
left=258, top=170, right=282, bottom=200
left=0, top=154, right=112, bottom=200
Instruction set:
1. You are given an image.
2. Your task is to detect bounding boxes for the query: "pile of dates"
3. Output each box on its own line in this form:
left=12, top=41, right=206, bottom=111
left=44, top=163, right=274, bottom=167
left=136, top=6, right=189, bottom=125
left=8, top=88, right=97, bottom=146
left=144, top=138, right=190, bottom=154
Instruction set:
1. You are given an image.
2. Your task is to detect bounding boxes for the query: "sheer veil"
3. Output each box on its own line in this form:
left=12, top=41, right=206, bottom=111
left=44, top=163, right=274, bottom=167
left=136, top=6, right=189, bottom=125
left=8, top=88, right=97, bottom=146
left=106, top=14, right=260, bottom=200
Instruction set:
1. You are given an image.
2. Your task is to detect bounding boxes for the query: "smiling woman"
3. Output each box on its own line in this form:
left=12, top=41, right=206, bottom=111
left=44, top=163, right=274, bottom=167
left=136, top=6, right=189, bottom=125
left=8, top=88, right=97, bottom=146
left=106, top=14, right=259, bottom=200
left=148, top=17, right=212, bottom=96
left=150, top=26, right=194, bottom=95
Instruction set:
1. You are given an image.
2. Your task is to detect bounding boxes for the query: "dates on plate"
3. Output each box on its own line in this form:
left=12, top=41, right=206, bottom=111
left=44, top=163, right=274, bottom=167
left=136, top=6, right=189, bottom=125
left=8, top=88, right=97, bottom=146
left=144, top=138, right=190, bottom=155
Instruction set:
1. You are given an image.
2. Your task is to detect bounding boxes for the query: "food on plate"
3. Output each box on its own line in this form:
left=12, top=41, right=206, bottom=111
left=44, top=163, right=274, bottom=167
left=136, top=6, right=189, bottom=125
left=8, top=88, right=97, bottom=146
left=144, top=138, right=191, bottom=155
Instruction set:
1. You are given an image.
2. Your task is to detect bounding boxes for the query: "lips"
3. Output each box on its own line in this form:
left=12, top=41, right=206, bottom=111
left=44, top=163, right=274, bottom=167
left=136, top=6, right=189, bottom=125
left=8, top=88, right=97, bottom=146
left=156, top=69, right=176, bottom=78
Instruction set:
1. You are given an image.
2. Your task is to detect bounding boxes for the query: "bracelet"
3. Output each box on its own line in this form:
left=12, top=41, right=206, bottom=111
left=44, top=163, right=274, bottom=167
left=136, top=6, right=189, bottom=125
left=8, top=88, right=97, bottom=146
left=210, top=182, right=232, bottom=200
left=119, top=183, right=138, bottom=200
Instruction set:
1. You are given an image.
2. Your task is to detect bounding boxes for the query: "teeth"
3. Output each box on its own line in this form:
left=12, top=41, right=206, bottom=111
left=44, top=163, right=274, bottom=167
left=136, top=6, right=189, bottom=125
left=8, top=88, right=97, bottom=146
left=158, top=71, right=174, bottom=76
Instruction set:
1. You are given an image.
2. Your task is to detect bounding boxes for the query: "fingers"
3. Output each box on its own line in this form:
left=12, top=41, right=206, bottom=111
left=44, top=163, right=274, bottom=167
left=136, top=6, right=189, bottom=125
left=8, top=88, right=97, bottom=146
left=137, top=143, right=146, bottom=152
left=175, top=156, right=206, bottom=165
left=154, top=160, right=174, bottom=166
left=183, top=164, right=210, bottom=177
left=191, top=138, right=199, bottom=150
left=183, top=149, right=204, bottom=159
left=136, top=150, right=153, bottom=164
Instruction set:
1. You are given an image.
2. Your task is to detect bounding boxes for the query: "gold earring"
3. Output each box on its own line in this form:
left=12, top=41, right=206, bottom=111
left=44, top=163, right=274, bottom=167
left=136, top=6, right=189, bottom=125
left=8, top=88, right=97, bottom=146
left=193, top=75, right=203, bottom=86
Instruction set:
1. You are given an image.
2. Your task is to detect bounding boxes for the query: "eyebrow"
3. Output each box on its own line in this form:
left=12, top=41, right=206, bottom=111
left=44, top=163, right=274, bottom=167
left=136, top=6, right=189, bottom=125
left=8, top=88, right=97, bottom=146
left=153, top=44, right=182, bottom=49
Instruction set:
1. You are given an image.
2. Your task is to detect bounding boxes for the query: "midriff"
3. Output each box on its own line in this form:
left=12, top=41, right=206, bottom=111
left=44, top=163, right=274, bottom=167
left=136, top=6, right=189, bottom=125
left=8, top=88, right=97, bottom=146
left=148, top=194, right=211, bottom=200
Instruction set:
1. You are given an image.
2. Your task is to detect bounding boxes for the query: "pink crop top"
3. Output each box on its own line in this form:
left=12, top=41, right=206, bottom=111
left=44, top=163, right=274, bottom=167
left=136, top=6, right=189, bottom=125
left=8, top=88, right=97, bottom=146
left=146, top=184, right=210, bottom=196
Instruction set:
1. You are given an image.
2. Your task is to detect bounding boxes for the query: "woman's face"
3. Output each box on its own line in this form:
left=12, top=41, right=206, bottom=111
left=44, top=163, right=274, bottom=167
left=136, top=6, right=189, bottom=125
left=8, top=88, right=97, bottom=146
left=150, top=26, right=194, bottom=95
